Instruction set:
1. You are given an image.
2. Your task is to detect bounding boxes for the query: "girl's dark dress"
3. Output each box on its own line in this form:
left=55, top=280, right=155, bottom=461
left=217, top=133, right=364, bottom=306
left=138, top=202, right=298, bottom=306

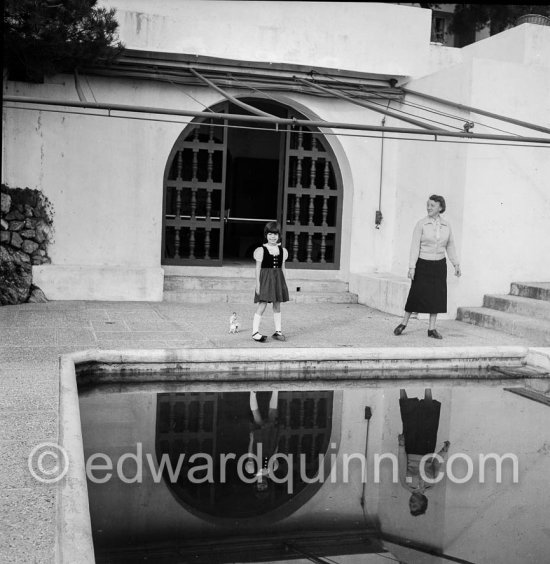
left=400, top=397, right=441, bottom=455
left=254, top=245, right=289, bottom=303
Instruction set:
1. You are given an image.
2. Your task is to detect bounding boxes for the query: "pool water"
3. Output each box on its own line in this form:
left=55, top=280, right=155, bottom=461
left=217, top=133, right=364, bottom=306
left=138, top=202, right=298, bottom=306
left=79, top=374, right=550, bottom=564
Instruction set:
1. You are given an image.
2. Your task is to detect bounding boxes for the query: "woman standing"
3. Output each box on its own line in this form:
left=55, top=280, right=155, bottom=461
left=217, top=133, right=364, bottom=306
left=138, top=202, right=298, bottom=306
left=394, top=195, right=461, bottom=339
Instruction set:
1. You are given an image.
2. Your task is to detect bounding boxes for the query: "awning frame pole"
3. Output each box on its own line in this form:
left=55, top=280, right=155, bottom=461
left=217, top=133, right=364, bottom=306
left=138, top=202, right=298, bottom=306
left=403, top=87, right=550, bottom=135
left=297, top=77, right=442, bottom=131
left=188, top=67, right=277, bottom=118
left=4, top=96, right=550, bottom=144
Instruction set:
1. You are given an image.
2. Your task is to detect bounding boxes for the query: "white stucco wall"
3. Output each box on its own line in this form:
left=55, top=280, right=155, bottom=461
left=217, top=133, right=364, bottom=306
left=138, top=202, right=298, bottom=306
left=100, top=1, right=431, bottom=78
left=2, top=74, right=387, bottom=299
left=357, top=25, right=550, bottom=316
left=3, top=7, right=549, bottom=306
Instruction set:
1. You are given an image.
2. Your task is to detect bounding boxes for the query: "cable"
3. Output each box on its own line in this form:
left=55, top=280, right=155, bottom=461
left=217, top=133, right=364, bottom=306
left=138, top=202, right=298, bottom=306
left=4, top=104, right=550, bottom=149
left=165, top=76, right=216, bottom=112
left=317, top=71, right=525, bottom=137
left=227, top=74, right=286, bottom=106
left=353, top=96, right=465, bottom=131
left=313, top=72, right=462, bottom=130
left=369, top=91, right=522, bottom=137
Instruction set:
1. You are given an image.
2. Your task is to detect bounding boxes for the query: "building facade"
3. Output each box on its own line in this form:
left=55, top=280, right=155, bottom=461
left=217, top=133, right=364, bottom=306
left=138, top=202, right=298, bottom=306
left=2, top=1, right=550, bottom=316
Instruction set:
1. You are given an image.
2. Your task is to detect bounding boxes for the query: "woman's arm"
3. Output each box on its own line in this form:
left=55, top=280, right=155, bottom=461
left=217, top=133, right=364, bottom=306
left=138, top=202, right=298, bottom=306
left=446, top=224, right=461, bottom=277
left=408, top=220, right=423, bottom=280
left=398, top=435, right=414, bottom=492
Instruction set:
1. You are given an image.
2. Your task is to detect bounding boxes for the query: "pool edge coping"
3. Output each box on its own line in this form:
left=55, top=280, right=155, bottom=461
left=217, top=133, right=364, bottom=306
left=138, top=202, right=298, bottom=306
left=56, top=345, right=550, bottom=564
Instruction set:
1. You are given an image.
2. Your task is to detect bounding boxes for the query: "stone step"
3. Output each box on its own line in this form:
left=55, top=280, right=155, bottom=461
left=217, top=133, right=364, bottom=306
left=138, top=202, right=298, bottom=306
left=510, top=282, right=550, bottom=302
left=456, top=306, right=550, bottom=344
left=164, top=275, right=349, bottom=293
left=163, top=289, right=359, bottom=304
left=483, top=294, right=550, bottom=320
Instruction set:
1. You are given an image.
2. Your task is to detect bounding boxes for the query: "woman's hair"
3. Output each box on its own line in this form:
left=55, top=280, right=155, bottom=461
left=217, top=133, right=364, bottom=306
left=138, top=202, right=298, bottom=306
left=428, top=194, right=446, bottom=213
left=410, top=493, right=428, bottom=516
left=264, top=221, right=282, bottom=240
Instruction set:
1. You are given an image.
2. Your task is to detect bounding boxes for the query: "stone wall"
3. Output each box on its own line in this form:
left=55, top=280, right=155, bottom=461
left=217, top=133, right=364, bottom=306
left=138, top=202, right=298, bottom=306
left=0, top=184, right=52, bottom=305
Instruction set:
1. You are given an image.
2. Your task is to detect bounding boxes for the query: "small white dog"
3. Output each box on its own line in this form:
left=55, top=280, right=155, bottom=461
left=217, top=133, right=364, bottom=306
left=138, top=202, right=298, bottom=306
left=229, top=312, right=240, bottom=334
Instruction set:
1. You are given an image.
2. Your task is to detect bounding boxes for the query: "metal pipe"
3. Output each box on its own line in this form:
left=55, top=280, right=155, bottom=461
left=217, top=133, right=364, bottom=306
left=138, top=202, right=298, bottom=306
left=297, top=77, right=441, bottom=131
left=4, top=95, right=550, bottom=144
left=403, top=87, right=550, bottom=135
left=188, top=67, right=277, bottom=118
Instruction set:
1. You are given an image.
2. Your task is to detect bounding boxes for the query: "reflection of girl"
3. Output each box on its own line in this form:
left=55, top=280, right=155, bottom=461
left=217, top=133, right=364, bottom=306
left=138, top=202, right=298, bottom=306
left=398, top=389, right=450, bottom=516
left=245, top=391, right=280, bottom=493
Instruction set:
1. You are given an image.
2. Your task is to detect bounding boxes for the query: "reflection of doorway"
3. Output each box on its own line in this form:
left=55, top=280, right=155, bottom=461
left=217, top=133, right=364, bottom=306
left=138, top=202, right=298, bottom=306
left=156, top=390, right=335, bottom=520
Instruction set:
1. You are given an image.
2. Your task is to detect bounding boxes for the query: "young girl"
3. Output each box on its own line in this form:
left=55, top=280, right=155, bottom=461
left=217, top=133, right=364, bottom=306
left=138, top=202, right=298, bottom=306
left=252, top=221, right=289, bottom=342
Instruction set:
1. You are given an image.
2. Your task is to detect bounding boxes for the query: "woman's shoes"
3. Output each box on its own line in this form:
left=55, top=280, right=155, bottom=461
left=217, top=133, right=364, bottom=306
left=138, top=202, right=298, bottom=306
left=272, top=331, right=286, bottom=341
left=393, top=324, right=407, bottom=336
left=252, top=332, right=267, bottom=342
left=428, top=329, right=443, bottom=339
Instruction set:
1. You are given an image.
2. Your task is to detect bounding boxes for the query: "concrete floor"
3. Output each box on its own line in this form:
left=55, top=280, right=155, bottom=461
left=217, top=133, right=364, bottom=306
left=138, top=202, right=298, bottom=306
left=0, top=300, right=545, bottom=563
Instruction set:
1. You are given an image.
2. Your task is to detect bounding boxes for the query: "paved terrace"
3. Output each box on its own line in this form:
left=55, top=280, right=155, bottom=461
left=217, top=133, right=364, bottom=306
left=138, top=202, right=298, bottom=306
left=0, top=300, right=547, bottom=563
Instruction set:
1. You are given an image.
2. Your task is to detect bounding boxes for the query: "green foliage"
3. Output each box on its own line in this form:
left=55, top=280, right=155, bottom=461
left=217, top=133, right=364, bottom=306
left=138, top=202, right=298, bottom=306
left=449, top=4, right=550, bottom=37
left=4, top=0, right=124, bottom=82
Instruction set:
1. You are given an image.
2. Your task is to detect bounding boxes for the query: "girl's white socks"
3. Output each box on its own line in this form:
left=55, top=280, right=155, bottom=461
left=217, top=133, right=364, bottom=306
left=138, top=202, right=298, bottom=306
left=273, top=312, right=282, bottom=332
left=253, top=314, right=262, bottom=335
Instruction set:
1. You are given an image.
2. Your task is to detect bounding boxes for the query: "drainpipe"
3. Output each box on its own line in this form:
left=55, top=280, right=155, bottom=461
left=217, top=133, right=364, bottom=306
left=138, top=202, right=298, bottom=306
left=73, top=69, right=87, bottom=103
left=375, top=115, right=386, bottom=229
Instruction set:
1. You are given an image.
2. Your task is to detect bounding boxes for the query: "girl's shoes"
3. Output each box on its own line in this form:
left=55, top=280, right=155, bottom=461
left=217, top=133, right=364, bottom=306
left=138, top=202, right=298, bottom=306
left=252, top=332, right=267, bottom=342
left=272, top=331, right=286, bottom=341
left=428, top=329, right=443, bottom=339
left=393, top=324, right=406, bottom=336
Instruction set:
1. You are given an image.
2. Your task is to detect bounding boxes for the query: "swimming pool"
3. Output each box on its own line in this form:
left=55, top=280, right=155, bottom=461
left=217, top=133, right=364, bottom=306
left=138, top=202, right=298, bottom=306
left=58, top=346, right=550, bottom=564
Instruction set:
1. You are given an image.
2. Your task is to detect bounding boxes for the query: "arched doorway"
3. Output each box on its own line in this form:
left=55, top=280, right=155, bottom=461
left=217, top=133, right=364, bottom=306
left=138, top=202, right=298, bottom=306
left=162, top=99, right=343, bottom=269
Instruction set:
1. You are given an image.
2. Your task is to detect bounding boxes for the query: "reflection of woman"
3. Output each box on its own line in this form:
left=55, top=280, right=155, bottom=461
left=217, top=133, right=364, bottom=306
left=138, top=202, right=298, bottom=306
left=398, top=389, right=450, bottom=516
left=245, top=391, right=280, bottom=493
left=394, top=195, right=461, bottom=339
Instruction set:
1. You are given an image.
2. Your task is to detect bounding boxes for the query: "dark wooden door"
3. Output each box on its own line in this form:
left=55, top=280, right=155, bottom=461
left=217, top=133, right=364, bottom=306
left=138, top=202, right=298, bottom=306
left=282, top=125, right=343, bottom=269
left=162, top=115, right=228, bottom=265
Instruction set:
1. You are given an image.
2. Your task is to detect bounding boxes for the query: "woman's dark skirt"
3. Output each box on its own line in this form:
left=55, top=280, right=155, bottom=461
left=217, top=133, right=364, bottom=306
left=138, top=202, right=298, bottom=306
left=405, top=258, right=447, bottom=314
left=400, top=398, right=441, bottom=455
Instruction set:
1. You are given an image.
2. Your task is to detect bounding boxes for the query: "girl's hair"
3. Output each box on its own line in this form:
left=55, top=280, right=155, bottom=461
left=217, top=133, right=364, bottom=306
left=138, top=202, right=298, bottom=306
left=264, top=221, right=282, bottom=241
left=428, top=194, right=446, bottom=213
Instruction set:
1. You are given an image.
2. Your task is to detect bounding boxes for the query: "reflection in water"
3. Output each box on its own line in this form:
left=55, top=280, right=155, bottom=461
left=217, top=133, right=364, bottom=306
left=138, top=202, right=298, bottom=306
left=156, top=390, right=334, bottom=519
left=398, top=388, right=450, bottom=517
left=79, top=377, right=550, bottom=563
